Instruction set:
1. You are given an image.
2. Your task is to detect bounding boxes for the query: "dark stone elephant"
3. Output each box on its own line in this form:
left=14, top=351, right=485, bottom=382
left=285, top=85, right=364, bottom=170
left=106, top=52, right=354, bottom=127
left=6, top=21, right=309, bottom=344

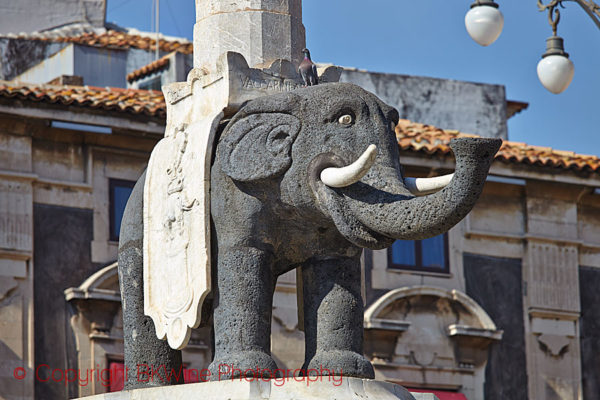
left=118, top=82, right=501, bottom=388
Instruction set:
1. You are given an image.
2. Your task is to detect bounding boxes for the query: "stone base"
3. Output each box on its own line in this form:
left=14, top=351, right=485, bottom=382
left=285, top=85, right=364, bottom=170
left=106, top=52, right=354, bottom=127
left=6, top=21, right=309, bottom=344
left=75, top=378, right=439, bottom=399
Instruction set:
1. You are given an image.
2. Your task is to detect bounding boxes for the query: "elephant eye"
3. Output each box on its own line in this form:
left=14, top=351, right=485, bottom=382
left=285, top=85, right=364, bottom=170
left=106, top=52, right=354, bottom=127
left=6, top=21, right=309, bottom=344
left=338, top=114, right=353, bottom=126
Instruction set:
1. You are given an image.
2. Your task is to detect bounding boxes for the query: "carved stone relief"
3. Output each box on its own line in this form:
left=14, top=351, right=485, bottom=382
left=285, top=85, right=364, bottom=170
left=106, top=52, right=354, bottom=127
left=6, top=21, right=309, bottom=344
left=525, top=242, right=580, bottom=313
left=144, top=116, right=219, bottom=350
left=0, top=276, right=18, bottom=302
left=527, top=313, right=580, bottom=400
left=537, top=334, right=570, bottom=357
left=0, top=179, right=33, bottom=252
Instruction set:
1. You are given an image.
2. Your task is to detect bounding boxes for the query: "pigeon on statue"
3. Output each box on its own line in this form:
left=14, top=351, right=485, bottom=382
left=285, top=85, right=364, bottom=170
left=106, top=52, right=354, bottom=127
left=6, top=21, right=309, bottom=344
left=299, top=48, right=318, bottom=87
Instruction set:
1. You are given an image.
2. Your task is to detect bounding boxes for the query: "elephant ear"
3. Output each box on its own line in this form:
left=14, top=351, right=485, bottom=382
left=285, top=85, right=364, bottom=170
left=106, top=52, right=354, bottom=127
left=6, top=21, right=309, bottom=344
left=219, top=96, right=302, bottom=182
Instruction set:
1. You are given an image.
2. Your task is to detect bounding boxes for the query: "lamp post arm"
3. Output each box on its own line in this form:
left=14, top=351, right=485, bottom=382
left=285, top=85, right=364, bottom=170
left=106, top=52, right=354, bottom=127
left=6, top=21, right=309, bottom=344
left=572, top=0, right=600, bottom=29
left=539, top=0, right=600, bottom=30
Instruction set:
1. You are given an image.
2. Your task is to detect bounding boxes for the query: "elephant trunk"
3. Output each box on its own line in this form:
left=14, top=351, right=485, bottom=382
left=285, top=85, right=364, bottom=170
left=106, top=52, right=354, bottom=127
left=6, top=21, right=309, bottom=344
left=344, top=137, right=501, bottom=241
left=311, top=137, right=501, bottom=248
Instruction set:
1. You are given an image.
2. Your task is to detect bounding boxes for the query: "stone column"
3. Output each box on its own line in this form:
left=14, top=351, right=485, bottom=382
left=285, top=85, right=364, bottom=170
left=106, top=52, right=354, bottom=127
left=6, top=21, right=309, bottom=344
left=194, top=0, right=306, bottom=72
left=522, top=181, right=583, bottom=400
left=0, top=132, right=35, bottom=400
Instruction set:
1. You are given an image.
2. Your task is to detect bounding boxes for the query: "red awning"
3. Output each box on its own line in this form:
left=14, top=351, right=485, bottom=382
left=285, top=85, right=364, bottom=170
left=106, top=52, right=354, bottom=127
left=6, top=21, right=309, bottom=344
left=409, top=389, right=468, bottom=400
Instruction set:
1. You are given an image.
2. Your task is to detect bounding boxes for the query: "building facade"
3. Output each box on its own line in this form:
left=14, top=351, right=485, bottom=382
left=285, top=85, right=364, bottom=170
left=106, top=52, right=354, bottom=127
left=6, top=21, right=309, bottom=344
left=0, top=13, right=598, bottom=400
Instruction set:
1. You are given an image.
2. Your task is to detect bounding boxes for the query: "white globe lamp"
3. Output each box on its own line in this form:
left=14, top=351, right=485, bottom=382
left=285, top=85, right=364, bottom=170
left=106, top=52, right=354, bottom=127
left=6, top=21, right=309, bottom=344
left=465, top=1, right=504, bottom=46
left=537, top=36, right=574, bottom=94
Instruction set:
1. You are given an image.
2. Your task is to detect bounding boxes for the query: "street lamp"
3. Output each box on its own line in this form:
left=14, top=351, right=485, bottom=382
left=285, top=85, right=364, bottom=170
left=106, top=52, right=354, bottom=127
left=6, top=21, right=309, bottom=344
left=536, top=7, right=574, bottom=94
left=465, top=1, right=504, bottom=46
left=465, top=0, right=600, bottom=94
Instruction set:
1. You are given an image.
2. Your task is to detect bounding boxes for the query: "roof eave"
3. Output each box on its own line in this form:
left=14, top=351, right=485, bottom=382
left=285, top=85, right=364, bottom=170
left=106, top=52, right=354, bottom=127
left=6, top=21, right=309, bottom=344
left=0, top=97, right=165, bottom=137
left=399, top=150, right=600, bottom=188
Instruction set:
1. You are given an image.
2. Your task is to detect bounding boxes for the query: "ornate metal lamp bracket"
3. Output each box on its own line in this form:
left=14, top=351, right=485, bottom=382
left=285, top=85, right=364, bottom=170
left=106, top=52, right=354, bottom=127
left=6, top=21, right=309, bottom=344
left=539, top=0, right=563, bottom=35
left=538, top=0, right=600, bottom=31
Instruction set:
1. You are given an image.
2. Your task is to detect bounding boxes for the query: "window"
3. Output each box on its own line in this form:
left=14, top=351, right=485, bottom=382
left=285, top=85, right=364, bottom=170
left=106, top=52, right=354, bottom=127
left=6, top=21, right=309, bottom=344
left=388, top=233, right=449, bottom=273
left=109, top=179, right=136, bottom=241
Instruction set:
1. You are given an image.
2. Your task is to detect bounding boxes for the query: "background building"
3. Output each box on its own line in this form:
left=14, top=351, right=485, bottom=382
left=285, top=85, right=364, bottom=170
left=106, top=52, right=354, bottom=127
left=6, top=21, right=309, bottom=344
left=0, top=1, right=598, bottom=400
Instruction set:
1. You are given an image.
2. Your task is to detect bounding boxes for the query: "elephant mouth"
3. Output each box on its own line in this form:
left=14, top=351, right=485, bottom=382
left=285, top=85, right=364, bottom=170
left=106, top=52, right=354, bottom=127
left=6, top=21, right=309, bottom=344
left=307, top=152, right=396, bottom=249
left=307, top=138, right=502, bottom=248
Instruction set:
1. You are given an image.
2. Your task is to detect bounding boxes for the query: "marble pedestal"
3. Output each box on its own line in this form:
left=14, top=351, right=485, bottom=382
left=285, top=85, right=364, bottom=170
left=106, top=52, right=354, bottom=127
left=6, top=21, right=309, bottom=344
left=75, top=378, right=439, bottom=400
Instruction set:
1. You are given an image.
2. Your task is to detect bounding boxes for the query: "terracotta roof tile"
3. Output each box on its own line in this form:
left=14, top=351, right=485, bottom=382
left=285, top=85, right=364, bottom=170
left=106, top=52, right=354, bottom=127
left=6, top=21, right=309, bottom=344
left=8, top=30, right=193, bottom=54
left=396, top=119, right=600, bottom=174
left=127, top=53, right=172, bottom=83
left=0, top=81, right=165, bottom=117
left=0, top=82, right=597, bottom=174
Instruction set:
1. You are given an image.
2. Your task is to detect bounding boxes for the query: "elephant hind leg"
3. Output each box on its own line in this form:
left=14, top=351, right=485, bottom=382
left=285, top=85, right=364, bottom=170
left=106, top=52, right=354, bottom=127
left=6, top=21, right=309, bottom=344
left=117, top=170, right=183, bottom=389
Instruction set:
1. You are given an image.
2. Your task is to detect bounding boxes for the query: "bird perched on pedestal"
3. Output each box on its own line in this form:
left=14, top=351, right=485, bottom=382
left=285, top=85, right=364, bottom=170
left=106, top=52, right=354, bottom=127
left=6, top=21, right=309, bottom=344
left=299, top=48, right=318, bottom=87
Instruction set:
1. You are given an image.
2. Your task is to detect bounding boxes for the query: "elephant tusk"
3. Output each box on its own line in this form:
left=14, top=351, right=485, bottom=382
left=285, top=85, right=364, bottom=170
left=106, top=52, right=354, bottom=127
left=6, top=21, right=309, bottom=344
left=320, top=144, right=377, bottom=188
left=405, top=173, right=454, bottom=196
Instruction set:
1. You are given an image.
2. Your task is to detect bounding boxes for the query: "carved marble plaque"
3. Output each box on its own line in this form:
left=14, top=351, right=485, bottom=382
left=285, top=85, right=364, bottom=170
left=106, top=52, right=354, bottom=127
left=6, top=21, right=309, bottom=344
left=143, top=112, right=222, bottom=350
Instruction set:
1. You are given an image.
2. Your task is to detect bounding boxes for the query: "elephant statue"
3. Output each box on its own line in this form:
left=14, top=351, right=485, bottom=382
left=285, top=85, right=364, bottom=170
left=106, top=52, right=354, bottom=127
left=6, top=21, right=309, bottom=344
left=117, top=82, right=501, bottom=388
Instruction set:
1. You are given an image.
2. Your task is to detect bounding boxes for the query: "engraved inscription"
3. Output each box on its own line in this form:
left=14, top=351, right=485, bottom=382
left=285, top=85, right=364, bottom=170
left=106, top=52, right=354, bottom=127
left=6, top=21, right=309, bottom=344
left=240, top=76, right=300, bottom=92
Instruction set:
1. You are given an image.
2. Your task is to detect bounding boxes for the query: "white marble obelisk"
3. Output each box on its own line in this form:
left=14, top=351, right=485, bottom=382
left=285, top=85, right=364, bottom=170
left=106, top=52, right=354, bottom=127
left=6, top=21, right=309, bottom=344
left=194, top=0, right=306, bottom=72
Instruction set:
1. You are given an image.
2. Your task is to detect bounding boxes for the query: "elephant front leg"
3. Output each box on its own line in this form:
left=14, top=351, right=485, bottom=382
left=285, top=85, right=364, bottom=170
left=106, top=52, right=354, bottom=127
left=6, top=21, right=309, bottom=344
left=301, top=256, right=374, bottom=379
left=208, top=246, right=279, bottom=379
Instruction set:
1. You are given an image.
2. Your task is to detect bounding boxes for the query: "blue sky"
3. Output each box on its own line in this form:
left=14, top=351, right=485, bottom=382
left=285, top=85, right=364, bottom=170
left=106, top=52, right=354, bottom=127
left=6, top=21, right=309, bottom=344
left=107, top=0, right=599, bottom=155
